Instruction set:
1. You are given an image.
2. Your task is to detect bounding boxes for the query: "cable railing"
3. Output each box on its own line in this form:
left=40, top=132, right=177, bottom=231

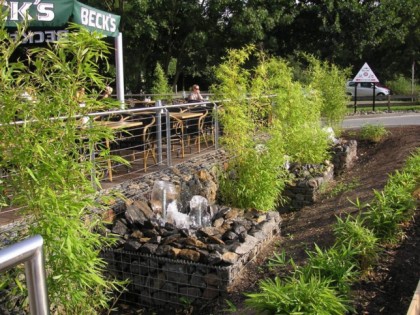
left=82, top=100, right=221, bottom=183
left=0, top=99, right=222, bottom=188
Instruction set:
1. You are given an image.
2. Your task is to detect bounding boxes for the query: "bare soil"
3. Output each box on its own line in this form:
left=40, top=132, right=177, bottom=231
left=208, top=125, right=420, bottom=315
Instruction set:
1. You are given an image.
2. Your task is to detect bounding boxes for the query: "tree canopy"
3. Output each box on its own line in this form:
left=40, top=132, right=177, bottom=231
left=84, top=0, right=419, bottom=92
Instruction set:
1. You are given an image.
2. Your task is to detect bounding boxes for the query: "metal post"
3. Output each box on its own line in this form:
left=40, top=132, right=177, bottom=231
left=372, top=83, right=376, bottom=111
left=165, top=110, right=172, bottom=167
left=0, top=235, right=49, bottom=315
left=213, top=103, right=219, bottom=150
left=156, top=100, right=163, bottom=165
left=353, top=84, right=358, bottom=113
left=115, top=32, right=125, bottom=108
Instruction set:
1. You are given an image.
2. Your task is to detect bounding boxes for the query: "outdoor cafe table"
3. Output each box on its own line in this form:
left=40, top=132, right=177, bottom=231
left=127, top=99, right=156, bottom=108
left=96, top=120, right=143, bottom=182
left=169, top=112, right=203, bottom=120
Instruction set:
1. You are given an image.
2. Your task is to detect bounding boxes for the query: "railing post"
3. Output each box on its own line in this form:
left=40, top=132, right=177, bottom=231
left=213, top=103, right=219, bottom=150
left=156, top=100, right=163, bottom=165
left=0, top=235, right=49, bottom=315
left=165, top=109, right=172, bottom=167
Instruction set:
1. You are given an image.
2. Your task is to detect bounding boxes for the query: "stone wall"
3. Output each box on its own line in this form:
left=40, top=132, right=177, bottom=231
left=279, top=161, right=334, bottom=212
left=103, top=207, right=281, bottom=308
left=103, top=139, right=357, bottom=216
left=102, top=150, right=229, bottom=213
left=331, top=139, right=358, bottom=176
left=278, top=140, right=358, bottom=212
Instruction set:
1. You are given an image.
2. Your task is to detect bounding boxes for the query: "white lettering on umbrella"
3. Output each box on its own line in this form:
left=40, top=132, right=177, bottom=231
left=80, top=7, right=117, bottom=33
left=37, top=3, right=54, bottom=21
left=10, top=2, right=33, bottom=21
left=4, top=1, right=54, bottom=22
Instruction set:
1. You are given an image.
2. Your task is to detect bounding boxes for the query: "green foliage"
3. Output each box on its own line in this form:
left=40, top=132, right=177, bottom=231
left=245, top=147, right=420, bottom=315
left=364, top=170, right=417, bottom=241
left=245, top=274, right=352, bottom=315
left=333, top=215, right=379, bottom=271
left=300, top=244, right=360, bottom=294
left=358, top=149, right=419, bottom=243
left=283, top=124, right=331, bottom=164
left=267, top=250, right=296, bottom=270
left=92, top=0, right=417, bottom=92
left=305, top=54, right=350, bottom=131
left=404, top=148, right=420, bottom=179
left=0, top=22, right=123, bottom=314
left=167, top=57, right=177, bottom=77
left=360, top=124, right=389, bottom=143
left=386, top=74, right=419, bottom=95
left=326, top=178, right=360, bottom=198
left=213, top=46, right=288, bottom=211
left=213, top=48, right=335, bottom=210
left=267, top=57, right=331, bottom=164
left=218, top=144, right=287, bottom=210
left=223, top=299, right=238, bottom=313
left=150, top=62, right=172, bottom=102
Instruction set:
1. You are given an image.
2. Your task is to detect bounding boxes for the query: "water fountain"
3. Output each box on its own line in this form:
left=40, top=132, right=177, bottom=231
left=102, top=174, right=282, bottom=311
left=149, top=180, right=212, bottom=229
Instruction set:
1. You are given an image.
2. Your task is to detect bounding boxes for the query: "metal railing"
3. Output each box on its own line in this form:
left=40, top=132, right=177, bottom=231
left=0, top=235, right=49, bottom=315
left=82, top=99, right=221, bottom=182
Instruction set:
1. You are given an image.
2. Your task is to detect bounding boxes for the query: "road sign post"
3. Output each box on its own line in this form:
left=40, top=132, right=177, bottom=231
left=353, top=63, right=380, bottom=112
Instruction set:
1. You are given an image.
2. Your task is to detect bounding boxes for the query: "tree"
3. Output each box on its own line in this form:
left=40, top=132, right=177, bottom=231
left=151, top=62, right=172, bottom=101
left=82, top=0, right=418, bottom=91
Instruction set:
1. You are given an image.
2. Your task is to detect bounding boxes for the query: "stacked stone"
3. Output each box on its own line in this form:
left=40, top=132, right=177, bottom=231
left=280, top=161, right=335, bottom=212
left=103, top=200, right=281, bottom=307
left=331, top=139, right=358, bottom=176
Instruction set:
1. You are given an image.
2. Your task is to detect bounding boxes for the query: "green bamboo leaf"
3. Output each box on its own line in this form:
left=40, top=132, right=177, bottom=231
left=25, top=167, right=39, bottom=184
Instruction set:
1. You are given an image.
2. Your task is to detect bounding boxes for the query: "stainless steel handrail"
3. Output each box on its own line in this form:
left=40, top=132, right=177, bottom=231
left=0, top=235, right=49, bottom=315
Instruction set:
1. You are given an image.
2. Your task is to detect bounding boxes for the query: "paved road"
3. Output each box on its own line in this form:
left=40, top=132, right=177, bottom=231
left=342, top=112, right=420, bottom=129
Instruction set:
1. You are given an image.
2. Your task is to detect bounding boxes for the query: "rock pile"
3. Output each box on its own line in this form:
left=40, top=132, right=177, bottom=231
left=280, top=140, right=358, bottom=212
left=331, top=139, right=358, bottom=176
left=103, top=198, right=281, bottom=308
left=280, top=161, right=335, bottom=211
left=107, top=199, right=282, bottom=266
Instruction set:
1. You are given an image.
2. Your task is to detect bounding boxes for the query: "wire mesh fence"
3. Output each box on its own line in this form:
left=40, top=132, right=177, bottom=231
left=102, top=248, right=233, bottom=310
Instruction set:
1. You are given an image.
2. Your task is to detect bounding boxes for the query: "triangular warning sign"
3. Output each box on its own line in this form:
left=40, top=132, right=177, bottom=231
left=353, top=63, right=379, bottom=82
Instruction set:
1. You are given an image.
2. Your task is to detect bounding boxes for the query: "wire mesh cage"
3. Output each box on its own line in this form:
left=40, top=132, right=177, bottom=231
left=102, top=248, right=234, bottom=310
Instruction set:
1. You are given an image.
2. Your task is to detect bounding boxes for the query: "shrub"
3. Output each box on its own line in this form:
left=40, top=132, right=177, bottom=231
left=305, top=54, right=350, bottom=132
left=385, top=74, right=419, bottom=95
left=218, top=139, right=288, bottom=210
left=245, top=274, right=352, bottom=314
left=333, top=215, right=379, bottom=271
left=0, top=22, right=124, bottom=314
left=364, top=170, right=417, bottom=241
left=360, top=124, right=389, bottom=143
left=213, top=46, right=289, bottom=211
left=300, top=243, right=360, bottom=294
left=213, top=48, right=336, bottom=210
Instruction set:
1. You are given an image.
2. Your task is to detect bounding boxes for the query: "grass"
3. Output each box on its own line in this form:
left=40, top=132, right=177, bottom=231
left=318, top=178, right=360, bottom=199
left=328, top=179, right=360, bottom=198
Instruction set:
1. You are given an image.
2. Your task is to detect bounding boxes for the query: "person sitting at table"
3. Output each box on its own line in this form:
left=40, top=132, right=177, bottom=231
left=187, top=84, right=204, bottom=103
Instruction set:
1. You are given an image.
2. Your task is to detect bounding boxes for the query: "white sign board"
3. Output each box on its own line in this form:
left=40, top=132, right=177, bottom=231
left=353, top=63, right=379, bottom=83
